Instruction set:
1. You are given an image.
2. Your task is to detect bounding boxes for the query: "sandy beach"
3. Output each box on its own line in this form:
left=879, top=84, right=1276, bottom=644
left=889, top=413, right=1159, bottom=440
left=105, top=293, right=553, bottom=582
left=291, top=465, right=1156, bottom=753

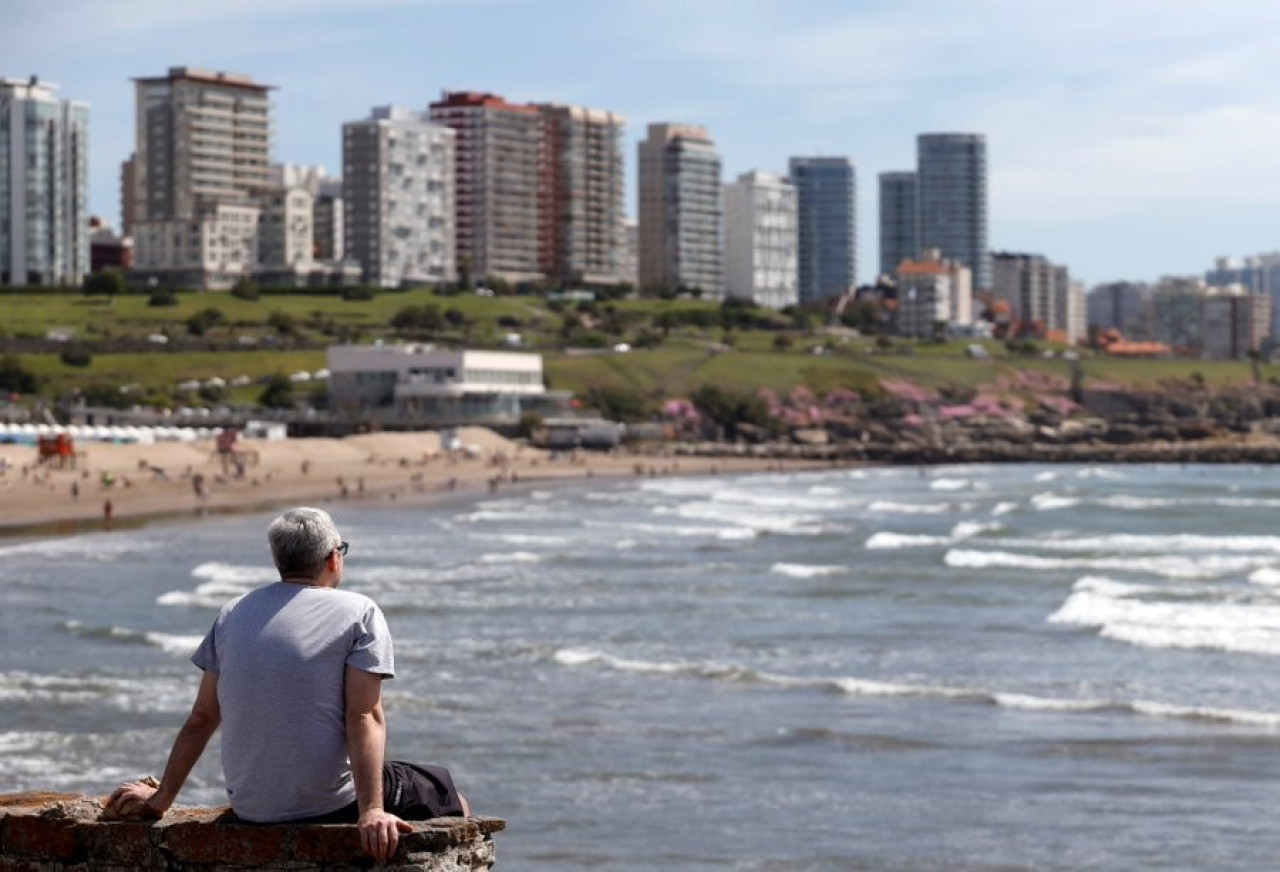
left=0, top=428, right=825, bottom=534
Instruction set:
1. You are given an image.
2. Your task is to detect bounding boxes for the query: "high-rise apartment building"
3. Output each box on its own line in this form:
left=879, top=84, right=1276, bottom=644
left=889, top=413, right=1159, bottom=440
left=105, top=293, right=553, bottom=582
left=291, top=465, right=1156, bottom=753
left=539, top=103, right=626, bottom=285
left=130, top=67, right=273, bottom=288
left=637, top=123, right=723, bottom=297
left=120, top=155, right=136, bottom=237
left=724, top=170, right=798, bottom=310
left=343, top=106, right=455, bottom=288
left=788, top=156, right=855, bottom=303
left=133, top=67, right=271, bottom=224
left=0, top=77, right=89, bottom=286
left=1086, top=281, right=1150, bottom=336
left=991, top=251, right=1069, bottom=337
left=917, top=133, right=989, bottom=291
left=878, top=171, right=917, bottom=279
left=1206, top=253, right=1280, bottom=338
left=1148, top=277, right=1206, bottom=351
left=428, top=92, right=543, bottom=284
left=1201, top=289, right=1272, bottom=359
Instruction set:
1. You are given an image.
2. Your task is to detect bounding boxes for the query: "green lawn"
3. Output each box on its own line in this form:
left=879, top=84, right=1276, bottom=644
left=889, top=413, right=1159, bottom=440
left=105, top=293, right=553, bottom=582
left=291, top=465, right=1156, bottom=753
left=4, top=288, right=1274, bottom=408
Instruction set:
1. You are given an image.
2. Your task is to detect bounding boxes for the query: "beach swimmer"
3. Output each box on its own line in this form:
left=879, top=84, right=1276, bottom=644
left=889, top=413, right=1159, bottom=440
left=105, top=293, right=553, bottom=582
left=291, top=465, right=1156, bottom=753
left=106, top=507, right=468, bottom=862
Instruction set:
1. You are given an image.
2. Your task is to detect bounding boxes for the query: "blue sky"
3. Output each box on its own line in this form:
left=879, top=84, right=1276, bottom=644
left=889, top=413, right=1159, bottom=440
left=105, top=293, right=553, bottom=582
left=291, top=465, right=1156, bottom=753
left=8, top=0, right=1280, bottom=287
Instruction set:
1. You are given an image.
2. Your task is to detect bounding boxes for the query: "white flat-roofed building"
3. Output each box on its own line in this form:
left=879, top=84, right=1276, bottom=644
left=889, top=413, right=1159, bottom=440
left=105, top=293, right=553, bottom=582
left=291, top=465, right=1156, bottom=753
left=724, top=170, right=798, bottom=309
left=327, top=344, right=545, bottom=421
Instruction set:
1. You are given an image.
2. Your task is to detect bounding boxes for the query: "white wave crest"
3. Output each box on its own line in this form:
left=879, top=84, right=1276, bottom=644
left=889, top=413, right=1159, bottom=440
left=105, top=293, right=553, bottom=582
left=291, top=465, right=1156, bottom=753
left=865, top=532, right=950, bottom=549
left=496, top=534, right=569, bottom=546
left=951, top=521, right=1001, bottom=540
left=1077, top=467, right=1125, bottom=479
left=999, top=533, right=1280, bottom=555
left=549, top=648, right=1280, bottom=728
left=868, top=500, right=951, bottom=514
left=190, top=562, right=277, bottom=585
left=1031, top=493, right=1080, bottom=511
left=1130, top=701, right=1280, bottom=728
left=993, top=693, right=1110, bottom=712
left=1250, top=567, right=1280, bottom=587
left=930, top=478, right=971, bottom=491
left=477, top=552, right=541, bottom=564
left=991, top=502, right=1019, bottom=517
left=771, top=563, right=847, bottom=579
left=947, top=548, right=1268, bottom=579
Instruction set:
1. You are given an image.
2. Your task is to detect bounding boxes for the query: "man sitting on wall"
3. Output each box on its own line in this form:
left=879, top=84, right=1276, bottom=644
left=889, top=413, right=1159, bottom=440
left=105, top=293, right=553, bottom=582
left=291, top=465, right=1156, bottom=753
left=106, top=506, right=468, bottom=862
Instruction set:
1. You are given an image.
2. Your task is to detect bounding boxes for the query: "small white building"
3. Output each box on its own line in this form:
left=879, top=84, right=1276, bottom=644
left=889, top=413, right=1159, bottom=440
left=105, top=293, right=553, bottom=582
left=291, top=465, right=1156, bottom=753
left=327, top=344, right=545, bottom=421
left=723, top=170, right=798, bottom=309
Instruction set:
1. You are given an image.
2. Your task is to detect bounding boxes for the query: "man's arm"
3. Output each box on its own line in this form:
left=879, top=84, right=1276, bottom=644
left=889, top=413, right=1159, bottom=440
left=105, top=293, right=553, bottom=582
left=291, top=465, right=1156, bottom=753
left=106, top=669, right=221, bottom=819
left=345, top=665, right=410, bottom=863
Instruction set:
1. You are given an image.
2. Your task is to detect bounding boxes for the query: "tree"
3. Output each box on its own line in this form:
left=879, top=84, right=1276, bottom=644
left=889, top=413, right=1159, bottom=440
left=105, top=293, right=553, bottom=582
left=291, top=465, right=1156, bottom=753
left=690, top=384, right=776, bottom=439
left=0, top=355, right=38, bottom=395
left=258, top=373, right=295, bottom=409
left=390, top=304, right=443, bottom=332
left=267, top=310, right=299, bottom=335
left=187, top=307, right=225, bottom=336
left=84, top=268, right=126, bottom=296
left=585, top=385, right=654, bottom=422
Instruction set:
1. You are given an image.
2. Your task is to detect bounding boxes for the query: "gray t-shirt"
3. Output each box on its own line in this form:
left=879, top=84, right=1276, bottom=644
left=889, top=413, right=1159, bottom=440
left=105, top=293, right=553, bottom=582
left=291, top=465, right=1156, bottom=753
left=191, top=582, right=394, bottom=822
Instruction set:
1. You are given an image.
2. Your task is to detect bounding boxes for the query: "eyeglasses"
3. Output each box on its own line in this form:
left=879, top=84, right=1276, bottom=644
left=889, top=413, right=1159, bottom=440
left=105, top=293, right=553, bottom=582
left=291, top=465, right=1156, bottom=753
left=333, top=541, right=349, bottom=557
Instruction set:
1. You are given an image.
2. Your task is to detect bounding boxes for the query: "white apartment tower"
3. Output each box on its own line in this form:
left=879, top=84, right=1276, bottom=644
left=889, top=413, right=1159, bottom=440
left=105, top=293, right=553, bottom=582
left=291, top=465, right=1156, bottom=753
left=723, top=170, right=798, bottom=310
left=343, top=107, right=456, bottom=288
left=0, top=77, right=89, bottom=286
left=130, top=67, right=273, bottom=288
left=637, top=123, right=723, bottom=297
left=429, top=92, right=543, bottom=284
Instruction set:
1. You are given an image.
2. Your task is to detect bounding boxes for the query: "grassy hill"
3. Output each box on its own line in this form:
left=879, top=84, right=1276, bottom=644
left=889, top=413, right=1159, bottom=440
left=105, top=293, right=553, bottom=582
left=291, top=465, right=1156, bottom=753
left=0, top=286, right=1271, bottom=412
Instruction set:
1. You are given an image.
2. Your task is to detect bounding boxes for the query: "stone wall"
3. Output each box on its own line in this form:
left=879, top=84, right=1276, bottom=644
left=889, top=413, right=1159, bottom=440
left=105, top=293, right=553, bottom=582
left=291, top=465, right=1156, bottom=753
left=0, top=792, right=505, bottom=871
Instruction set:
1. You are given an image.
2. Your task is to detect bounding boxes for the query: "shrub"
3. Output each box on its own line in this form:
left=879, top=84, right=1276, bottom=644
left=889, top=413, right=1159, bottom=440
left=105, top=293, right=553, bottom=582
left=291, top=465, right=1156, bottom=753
left=258, top=373, right=295, bottom=409
left=187, top=307, right=225, bottom=336
left=83, top=269, right=126, bottom=296
left=59, top=349, right=93, bottom=367
left=341, top=286, right=375, bottom=301
left=230, top=279, right=260, bottom=301
left=148, top=289, right=178, bottom=307
left=267, top=310, right=298, bottom=335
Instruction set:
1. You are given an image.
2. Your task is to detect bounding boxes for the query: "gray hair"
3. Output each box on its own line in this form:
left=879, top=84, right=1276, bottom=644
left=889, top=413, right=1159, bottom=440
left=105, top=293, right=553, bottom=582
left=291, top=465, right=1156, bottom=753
left=268, top=507, right=342, bottom=579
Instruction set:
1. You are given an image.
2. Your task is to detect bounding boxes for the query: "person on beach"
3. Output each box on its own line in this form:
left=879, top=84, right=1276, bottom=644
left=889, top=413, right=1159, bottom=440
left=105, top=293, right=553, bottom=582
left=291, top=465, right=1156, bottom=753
left=105, top=506, right=468, bottom=862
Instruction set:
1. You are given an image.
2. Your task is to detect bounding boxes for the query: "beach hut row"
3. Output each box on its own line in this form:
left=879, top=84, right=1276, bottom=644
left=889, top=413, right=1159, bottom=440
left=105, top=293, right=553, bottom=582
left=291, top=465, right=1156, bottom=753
left=0, top=422, right=226, bottom=446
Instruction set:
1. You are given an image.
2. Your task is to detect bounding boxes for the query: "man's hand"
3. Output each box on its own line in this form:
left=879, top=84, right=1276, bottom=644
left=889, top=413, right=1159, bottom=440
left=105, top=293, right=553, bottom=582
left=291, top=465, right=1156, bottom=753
left=104, top=780, right=165, bottom=821
left=357, top=808, right=412, bottom=863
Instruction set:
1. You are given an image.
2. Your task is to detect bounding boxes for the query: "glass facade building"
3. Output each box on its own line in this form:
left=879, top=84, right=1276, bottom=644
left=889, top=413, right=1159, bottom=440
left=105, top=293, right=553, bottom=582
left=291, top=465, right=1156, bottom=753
left=878, top=171, right=917, bottom=279
left=788, top=156, right=856, bottom=303
left=0, top=77, right=89, bottom=286
left=917, top=133, right=989, bottom=291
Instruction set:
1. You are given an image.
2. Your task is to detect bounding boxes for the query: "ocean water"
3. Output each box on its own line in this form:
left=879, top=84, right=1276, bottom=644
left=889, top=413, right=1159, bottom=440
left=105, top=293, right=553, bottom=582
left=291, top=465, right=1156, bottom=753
left=5, top=463, right=1280, bottom=869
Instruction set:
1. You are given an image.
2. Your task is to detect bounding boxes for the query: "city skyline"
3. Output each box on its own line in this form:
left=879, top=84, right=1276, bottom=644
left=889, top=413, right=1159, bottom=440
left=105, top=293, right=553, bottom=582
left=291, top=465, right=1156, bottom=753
left=9, top=0, right=1280, bottom=288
